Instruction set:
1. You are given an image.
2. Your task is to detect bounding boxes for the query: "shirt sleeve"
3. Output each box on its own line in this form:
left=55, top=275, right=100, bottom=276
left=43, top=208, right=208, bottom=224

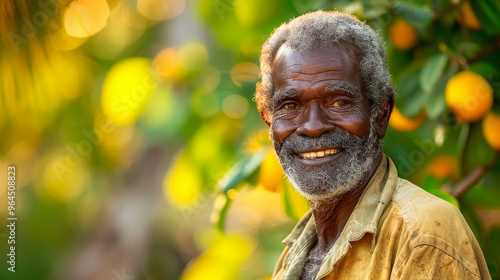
left=392, top=244, right=489, bottom=280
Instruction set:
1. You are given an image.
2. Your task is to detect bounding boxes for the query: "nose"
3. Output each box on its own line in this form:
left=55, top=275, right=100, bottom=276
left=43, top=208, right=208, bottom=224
left=296, top=103, right=334, bottom=138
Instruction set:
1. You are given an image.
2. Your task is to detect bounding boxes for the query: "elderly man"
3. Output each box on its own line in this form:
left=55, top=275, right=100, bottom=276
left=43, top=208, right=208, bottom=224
left=255, top=11, right=490, bottom=279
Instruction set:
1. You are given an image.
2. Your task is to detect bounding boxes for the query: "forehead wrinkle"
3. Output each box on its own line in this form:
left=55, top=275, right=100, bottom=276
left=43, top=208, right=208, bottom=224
left=280, top=61, right=341, bottom=75
left=311, top=78, right=345, bottom=87
left=291, top=70, right=341, bottom=77
left=299, top=60, right=341, bottom=69
left=292, top=75, right=343, bottom=82
left=280, top=62, right=304, bottom=72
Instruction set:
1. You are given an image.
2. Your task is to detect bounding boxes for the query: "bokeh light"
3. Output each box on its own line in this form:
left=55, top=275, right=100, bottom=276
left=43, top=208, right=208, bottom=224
left=137, top=0, right=185, bottom=21
left=178, top=43, right=209, bottom=71
left=153, top=47, right=184, bottom=82
left=43, top=153, right=92, bottom=203
left=222, top=94, right=249, bottom=119
left=101, top=57, right=157, bottom=126
left=2, top=0, right=500, bottom=279
left=164, top=151, right=203, bottom=207
left=63, top=0, right=110, bottom=38
left=230, top=62, right=259, bottom=87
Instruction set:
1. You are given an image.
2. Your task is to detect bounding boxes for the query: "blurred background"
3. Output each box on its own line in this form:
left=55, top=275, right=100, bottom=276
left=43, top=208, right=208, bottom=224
left=0, top=0, right=499, bottom=279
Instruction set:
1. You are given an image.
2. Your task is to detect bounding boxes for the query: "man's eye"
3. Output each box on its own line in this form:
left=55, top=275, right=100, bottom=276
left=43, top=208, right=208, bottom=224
left=283, top=103, right=300, bottom=110
left=330, top=100, right=347, bottom=107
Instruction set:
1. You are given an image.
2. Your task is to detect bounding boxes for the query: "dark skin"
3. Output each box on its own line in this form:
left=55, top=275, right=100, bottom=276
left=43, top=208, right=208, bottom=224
left=266, top=44, right=393, bottom=276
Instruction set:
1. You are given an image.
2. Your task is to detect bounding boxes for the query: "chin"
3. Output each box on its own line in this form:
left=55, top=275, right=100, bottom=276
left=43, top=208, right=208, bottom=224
left=276, top=125, right=382, bottom=204
left=288, top=176, right=359, bottom=203
left=281, top=146, right=377, bottom=204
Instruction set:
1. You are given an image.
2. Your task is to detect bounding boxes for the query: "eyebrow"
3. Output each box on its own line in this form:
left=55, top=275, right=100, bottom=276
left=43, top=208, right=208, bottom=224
left=324, top=82, right=361, bottom=98
left=271, top=81, right=361, bottom=106
left=271, top=89, right=299, bottom=105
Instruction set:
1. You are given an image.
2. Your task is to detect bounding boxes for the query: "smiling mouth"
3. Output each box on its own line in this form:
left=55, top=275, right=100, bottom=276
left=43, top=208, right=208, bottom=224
left=299, top=148, right=341, bottom=160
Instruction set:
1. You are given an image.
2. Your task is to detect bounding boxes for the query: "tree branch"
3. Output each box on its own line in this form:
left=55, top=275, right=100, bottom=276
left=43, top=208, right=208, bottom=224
left=451, top=151, right=500, bottom=199
left=450, top=166, right=491, bottom=199
left=468, top=37, right=500, bottom=64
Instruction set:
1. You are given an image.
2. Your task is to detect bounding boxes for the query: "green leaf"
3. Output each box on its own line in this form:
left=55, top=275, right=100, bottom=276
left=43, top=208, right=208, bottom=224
left=471, top=0, right=500, bottom=35
left=281, top=178, right=310, bottom=220
left=458, top=42, right=481, bottom=60
left=427, top=189, right=460, bottom=209
left=293, top=0, right=329, bottom=14
left=217, top=149, right=266, bottom=193
left=464, top=123, right=496, bottom=170
left=387, top=48, right=413, bottom=77
left=421, top=175, right=447, bottom=191
left=396, top=67, right=426, bottom=118
left=426, top=68, right=456, bottom=120
left=215, top=194, right=233, bottom=231
left=469, top=62, right=500, bottom=99
left=431, top=0, right=453, bottom=13
left=483, top=160, right=500, bottom=189
left=425, top=86, right=446, bottom=120
left=469, top=62, right=500, bottom=79
left=457, top=123, right=470, bottom=162
left=395, top=1, right=433, bottom=31
left=432, top=0, right=455, bottom=27
left=462, top=184, right=500, bottom=209
left=487, top=226, right=500, bottom=266
left=397, top=89, right=427, bottom=118
left=281, top=179, right=296, bottom=219
left=397, top=67, right=421, bottom=99
left=420, top=54, right=448, bottom=94
left=485, top=225, right=500, bottom=279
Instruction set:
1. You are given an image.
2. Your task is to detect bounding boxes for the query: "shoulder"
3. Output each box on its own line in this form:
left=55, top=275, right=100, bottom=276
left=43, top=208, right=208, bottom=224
left=386, top=178, right=490, bottom=279
left=384, top=178, right=471, bottom=250
left=391, top=178, right=465, bottom=235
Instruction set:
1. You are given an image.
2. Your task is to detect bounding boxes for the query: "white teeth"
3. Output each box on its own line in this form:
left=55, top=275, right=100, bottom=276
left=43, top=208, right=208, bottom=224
left=300, top=148, right=340, bottom=159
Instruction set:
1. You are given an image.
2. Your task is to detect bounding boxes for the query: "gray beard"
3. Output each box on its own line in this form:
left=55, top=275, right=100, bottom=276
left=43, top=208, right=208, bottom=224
left=273, top=126, right=381, bottom=204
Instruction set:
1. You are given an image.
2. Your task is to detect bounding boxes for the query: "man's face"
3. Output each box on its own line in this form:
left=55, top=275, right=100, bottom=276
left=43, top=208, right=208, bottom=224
left=270, top=45, right=382, bottom=201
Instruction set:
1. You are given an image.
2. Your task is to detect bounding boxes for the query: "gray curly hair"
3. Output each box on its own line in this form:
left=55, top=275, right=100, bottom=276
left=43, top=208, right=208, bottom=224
left=255, top=11, right=395, bottom=125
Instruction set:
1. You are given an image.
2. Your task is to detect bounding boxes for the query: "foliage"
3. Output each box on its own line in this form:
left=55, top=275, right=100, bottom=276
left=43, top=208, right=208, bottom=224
left=0, top=0, right=499, bottom=279
left=197, top=0, right=500, bottom=278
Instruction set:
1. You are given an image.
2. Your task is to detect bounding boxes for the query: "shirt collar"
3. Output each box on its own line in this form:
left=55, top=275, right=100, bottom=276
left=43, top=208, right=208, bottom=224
left=280, top=154, right=399, bottom=277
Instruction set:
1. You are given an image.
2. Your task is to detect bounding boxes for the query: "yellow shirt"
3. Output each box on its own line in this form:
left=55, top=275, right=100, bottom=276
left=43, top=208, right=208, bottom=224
left=272, top=155, right=491, bottom=280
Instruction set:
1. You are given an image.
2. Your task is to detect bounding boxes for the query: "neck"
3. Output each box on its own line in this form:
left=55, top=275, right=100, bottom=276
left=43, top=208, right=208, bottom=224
left=310, top=152, right=383, bottom=253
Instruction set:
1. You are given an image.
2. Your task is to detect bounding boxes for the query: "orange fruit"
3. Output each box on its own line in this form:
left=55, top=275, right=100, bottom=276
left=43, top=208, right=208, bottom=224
left=389, top=107, right=426, bottom=132
left=257, top=148, right=283, bottom=192
left=427, top=155, right=457, bottom=180
left=456, top=1, right=481, bottom=30
left=389, top=19, right=418, bottom=51
left=445, top=71, right=493, bottom=123
left=482, top=112, right=500, bottom=150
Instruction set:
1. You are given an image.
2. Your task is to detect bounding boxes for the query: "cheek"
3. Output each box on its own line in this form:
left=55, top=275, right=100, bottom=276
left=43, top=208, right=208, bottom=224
left=271, top=120, right=297, bottom=151
left=335, top=106, right=372, bottom=137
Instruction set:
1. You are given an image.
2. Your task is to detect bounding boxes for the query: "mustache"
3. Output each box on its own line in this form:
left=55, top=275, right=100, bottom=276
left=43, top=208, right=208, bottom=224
left=279, top=129, right=368, bottom=154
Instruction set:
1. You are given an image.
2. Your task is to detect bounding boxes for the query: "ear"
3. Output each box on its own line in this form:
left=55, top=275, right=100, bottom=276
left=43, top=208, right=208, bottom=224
left=260, top=110, right=271, bottom=127
left=375, top=96, right=394, bottom=139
